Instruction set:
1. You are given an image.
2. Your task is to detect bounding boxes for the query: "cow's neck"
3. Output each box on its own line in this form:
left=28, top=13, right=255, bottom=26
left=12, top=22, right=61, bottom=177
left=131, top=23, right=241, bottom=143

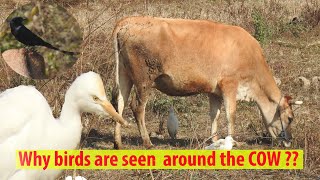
left=254, top=85, right=281, bottom=124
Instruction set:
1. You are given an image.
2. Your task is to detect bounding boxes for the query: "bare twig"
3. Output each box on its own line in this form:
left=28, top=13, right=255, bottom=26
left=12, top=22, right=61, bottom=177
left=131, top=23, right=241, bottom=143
left=149, top=169, right=155, bottom=180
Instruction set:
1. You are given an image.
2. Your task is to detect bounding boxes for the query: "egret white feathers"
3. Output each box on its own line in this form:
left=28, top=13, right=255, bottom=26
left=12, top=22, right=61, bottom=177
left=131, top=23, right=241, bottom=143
left=205, top=136, right=235, bottom=150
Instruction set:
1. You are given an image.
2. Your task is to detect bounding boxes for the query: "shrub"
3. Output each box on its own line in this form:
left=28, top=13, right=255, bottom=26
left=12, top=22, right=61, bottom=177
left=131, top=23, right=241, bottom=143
left=251, top=10, right=272, bottom=44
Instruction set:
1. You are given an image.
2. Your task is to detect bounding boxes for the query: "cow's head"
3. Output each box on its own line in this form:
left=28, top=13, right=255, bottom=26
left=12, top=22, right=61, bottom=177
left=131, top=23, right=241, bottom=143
left=267, top=96, right=302, bottom=147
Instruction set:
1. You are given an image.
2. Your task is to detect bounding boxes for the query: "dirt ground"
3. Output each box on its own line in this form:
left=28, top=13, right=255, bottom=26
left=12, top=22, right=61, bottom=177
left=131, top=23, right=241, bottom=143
left=0, top=0, right=319, bottom=179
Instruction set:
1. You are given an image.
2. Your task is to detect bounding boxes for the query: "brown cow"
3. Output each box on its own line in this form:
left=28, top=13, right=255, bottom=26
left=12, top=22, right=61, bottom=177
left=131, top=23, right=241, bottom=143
left=111, top=16, right=301, bottom=149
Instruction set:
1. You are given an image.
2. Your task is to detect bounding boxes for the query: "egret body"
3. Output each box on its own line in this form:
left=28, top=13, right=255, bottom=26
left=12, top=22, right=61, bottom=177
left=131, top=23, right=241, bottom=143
left=0, top=72, right=128, bottom=179
left=205, top=136, right=235, bottom=150
left=167, top=106, right=179, bottom=139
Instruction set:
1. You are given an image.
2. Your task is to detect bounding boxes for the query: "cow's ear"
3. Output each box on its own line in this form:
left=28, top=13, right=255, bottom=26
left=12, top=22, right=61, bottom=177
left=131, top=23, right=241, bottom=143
left=284, top=95, right=303, bottom=106
left=284, top=96, right=292, bottom=103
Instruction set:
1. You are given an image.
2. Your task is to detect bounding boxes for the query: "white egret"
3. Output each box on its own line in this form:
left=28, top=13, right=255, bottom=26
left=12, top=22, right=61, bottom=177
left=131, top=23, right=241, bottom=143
left=0, top=71, right=129, bottom=180
left=205, top=136, right=235, bottom=150
left=167, top=106, right=179, bottom=139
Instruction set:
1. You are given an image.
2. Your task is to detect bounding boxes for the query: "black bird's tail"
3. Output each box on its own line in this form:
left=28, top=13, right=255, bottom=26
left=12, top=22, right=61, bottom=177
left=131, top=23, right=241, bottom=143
left=44, top=42, right=59, bottom=51
left=59, top=50, right=80, bottom=56
left=44, top=42, right=79, bottom=56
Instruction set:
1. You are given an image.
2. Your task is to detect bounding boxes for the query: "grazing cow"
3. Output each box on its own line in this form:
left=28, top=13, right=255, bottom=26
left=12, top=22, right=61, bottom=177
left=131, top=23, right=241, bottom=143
left=111, top=16, right=300, bottom=149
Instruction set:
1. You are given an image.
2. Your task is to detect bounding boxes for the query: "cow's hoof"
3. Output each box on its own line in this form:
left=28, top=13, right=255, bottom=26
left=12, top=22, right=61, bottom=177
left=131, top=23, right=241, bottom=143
left=144, top=142, right=154, bottom=149
left=114, top=142, right=123, bottom=150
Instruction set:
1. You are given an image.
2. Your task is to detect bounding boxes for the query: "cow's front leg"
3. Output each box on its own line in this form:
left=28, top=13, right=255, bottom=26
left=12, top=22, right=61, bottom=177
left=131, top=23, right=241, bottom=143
left=131, top=88, right=153, bottom=148
left=225, top=95, right=237, bottom=136
left=219, top=79, right=238, bottom=136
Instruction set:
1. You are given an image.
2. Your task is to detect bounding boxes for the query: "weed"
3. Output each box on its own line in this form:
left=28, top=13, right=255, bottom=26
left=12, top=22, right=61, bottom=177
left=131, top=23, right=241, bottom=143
left=251, top=10, right=272, bottom=44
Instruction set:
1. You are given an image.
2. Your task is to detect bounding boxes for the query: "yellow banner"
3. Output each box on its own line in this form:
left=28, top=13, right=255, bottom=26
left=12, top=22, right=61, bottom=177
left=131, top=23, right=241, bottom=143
left=16, top=150, right=303, bottom=170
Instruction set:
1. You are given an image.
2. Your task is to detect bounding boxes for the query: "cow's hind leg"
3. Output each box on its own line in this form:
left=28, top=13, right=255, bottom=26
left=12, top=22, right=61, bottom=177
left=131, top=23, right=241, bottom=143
left=219, top=79, right=238, bottom=137
left=112, top=65, right=133, bottom=149
left=209, top=94, right=222, bottom=142
left=131, top=87, right=153, bottom=148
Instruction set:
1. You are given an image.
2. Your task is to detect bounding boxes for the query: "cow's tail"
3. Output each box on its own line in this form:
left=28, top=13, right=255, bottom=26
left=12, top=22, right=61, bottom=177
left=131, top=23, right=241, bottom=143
left=111, top=27, right=121, bottom=111
left=111, top=18, right=134, bottom=116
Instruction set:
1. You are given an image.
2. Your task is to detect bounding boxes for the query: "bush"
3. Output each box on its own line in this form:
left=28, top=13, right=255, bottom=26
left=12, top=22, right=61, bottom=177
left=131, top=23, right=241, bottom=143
left=302, top=0, right=320, bottom=28
left=251, top=10, right=272, bottom=44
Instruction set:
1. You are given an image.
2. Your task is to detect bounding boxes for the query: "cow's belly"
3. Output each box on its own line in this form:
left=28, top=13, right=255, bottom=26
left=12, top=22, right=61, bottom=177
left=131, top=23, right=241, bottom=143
left=152, top=73, right=214, bottom=96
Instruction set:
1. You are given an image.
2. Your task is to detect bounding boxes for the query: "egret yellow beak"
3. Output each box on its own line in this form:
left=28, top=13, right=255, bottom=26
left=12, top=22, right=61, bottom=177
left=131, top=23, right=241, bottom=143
left=100, top=100, right=129, bottom=127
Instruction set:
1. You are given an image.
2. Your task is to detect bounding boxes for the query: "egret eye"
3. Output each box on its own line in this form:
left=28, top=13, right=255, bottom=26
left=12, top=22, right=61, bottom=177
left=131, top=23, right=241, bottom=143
left=93, top=95, right=99, bottom=102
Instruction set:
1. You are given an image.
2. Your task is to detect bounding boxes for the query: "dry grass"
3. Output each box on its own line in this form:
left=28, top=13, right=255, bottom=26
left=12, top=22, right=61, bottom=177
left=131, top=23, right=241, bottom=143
left=0, top=0, right=319, bottom=179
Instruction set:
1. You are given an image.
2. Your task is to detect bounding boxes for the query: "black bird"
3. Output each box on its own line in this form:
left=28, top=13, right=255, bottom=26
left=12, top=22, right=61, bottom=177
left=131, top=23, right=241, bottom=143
left=9, top=17, right=78, bottom=55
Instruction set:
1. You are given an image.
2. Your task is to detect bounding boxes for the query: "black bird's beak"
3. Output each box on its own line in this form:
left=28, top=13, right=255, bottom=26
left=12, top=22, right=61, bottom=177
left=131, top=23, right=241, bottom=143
left=8, top=17, right=28, bottom=24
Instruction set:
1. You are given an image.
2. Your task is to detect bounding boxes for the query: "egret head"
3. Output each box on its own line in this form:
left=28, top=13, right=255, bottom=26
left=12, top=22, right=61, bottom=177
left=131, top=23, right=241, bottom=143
left=225, top=136, right=234, bottom=142
left=224, top=136, right=235, bottom=150
left=66, top=71, right=129, bottom=127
